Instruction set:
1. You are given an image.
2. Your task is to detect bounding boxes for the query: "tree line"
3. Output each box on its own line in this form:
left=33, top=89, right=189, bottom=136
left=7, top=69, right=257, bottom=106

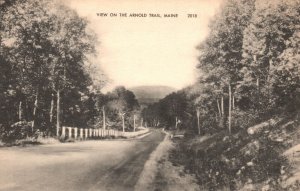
left=0, top=0, right=140, bottom=141
left=142, top=0, right=299, bottom=189
left=142, top=0, right=300, bottom=134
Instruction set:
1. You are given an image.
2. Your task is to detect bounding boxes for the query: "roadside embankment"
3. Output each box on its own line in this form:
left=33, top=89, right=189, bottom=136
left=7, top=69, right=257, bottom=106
left=169, top=114, right=300, bottom=191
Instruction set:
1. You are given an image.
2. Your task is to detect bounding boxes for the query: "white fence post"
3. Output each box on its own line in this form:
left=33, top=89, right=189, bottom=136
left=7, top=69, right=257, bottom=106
left=80, top=128, right=83, bottom=139
left=85, top=129, right=88, bottom=139
left=89, top=128, right=92, bottom=137
left=62, top=126, right=66, bottom=138
left=74, top=128, right=78, bottom=139
left=69, top=127, right=72, bottom=138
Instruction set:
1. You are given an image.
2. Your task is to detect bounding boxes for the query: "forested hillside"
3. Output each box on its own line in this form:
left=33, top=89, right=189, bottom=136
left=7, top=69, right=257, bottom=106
left=129, top=85, right=176, bottom=108
left=142, top=0, right=300, bottom=190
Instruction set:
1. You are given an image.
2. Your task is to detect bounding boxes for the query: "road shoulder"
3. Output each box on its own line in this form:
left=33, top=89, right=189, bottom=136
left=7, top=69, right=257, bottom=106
left=135, top=131, right=200, bottom=191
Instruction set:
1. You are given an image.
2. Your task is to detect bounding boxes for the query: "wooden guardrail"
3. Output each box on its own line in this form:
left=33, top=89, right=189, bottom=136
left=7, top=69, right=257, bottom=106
left=59, top=126, right=149, bottom=140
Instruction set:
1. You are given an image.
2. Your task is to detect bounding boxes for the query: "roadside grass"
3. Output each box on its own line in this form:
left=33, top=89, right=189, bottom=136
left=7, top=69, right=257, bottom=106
left=135, top=132, right=171, bottom=191
left=0, top=137, right=60, bottom=147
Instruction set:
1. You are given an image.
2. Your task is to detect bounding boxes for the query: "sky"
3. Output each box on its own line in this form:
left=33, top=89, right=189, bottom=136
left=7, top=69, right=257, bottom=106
left=65, top=0, right=223, bottom=90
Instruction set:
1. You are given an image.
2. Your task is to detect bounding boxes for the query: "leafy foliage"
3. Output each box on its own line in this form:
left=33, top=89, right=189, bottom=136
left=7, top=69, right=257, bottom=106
left=141, top=0, right=300, bottom=190
left=0, top=0, right=106, bottom=141
left=0, top=121, right=33, bottom=142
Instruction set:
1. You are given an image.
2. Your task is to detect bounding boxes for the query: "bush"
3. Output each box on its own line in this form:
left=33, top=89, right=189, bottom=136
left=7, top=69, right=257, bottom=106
left=0, top=121, right=35, bottom=143
left=232, top=109, right=260, bottom=129
left=237, top=138, right=287, bottom=186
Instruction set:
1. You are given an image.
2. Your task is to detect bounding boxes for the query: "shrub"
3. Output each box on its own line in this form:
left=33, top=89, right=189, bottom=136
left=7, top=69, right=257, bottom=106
left=238, top=136, right=287, bottom=185
left=232, top=109, right=260, bottom=129
left=0, top=121, right=35, bottom=143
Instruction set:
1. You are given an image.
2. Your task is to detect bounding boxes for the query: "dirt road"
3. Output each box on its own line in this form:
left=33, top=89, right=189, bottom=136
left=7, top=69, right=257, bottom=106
left=0, top=130, right=165, bottom=191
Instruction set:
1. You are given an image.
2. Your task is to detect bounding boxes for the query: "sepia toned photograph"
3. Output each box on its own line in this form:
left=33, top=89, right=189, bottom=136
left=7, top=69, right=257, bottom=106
left=0, top=0, right=300, bottom=190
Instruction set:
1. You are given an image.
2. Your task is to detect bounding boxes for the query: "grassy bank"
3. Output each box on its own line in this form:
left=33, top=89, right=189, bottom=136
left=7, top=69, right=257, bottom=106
left=169, top=113, right=300, bottom=190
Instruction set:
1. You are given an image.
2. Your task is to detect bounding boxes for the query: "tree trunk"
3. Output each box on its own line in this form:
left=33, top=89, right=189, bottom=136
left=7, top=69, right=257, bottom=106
left=257, top=78, right=260, bottom=112
left=50, top=93, right=54, bottom=123
left=217, top=99, right=221, bottom=117
left=141, top=118, right=143, bottom=127
left=18, top=101, right=23, bottom=121
left=232, top=96, right=235, bottom=110
left=25, top=100, right=29, bottom=121
left=221, top=96, right=224, bottom=116
left=56, top=90, right=61, bottom=136
left=267, top=59, right=273, bottom=82
left=133, top=115, right=136, bottom=132
left=228, top=85, right=232, bottom=134
left=32, top=90, right=39, bottom=131
left=196, top=108, right=200, bottom=135
left=122, top=115, right=125, bottom=132
left=267, top=59, right=272, bottom=128
left=102, top=106, right=106, bottom=130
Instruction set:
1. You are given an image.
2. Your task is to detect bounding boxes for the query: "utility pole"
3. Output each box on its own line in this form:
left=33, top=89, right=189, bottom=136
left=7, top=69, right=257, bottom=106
left=121, top=113, right=126, bottom=132
left=133, top=114, right=136, bottom=132
left=102, top=106, right=106, bottom=130
left=56, top=90, right=61, bottom=137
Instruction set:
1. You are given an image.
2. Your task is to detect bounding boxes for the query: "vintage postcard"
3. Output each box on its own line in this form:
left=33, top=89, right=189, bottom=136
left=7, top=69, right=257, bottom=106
left=0, top=0, right=299, bottom=190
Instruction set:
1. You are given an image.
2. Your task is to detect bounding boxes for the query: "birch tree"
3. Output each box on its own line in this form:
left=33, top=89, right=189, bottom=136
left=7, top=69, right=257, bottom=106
left=48, top=3, right=96, bottom=135
left=242, top=0, right=299, bottom=115
left=197, top=0, right=255, bottom=133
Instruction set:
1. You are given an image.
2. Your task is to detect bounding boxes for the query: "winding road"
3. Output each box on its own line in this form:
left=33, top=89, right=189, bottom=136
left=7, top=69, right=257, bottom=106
left=0, top=129, right=165, bottom=191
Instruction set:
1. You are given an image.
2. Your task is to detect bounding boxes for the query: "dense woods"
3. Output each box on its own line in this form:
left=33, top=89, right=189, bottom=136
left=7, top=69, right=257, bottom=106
left=143, top=0, right=300, bottom=135
left=142, top=0, right=300, bottom=190
left=0, top=0, right=140, bottom=142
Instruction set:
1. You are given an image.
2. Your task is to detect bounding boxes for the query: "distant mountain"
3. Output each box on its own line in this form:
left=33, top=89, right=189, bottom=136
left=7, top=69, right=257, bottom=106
left=129, top=85, right=176, bottom=106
